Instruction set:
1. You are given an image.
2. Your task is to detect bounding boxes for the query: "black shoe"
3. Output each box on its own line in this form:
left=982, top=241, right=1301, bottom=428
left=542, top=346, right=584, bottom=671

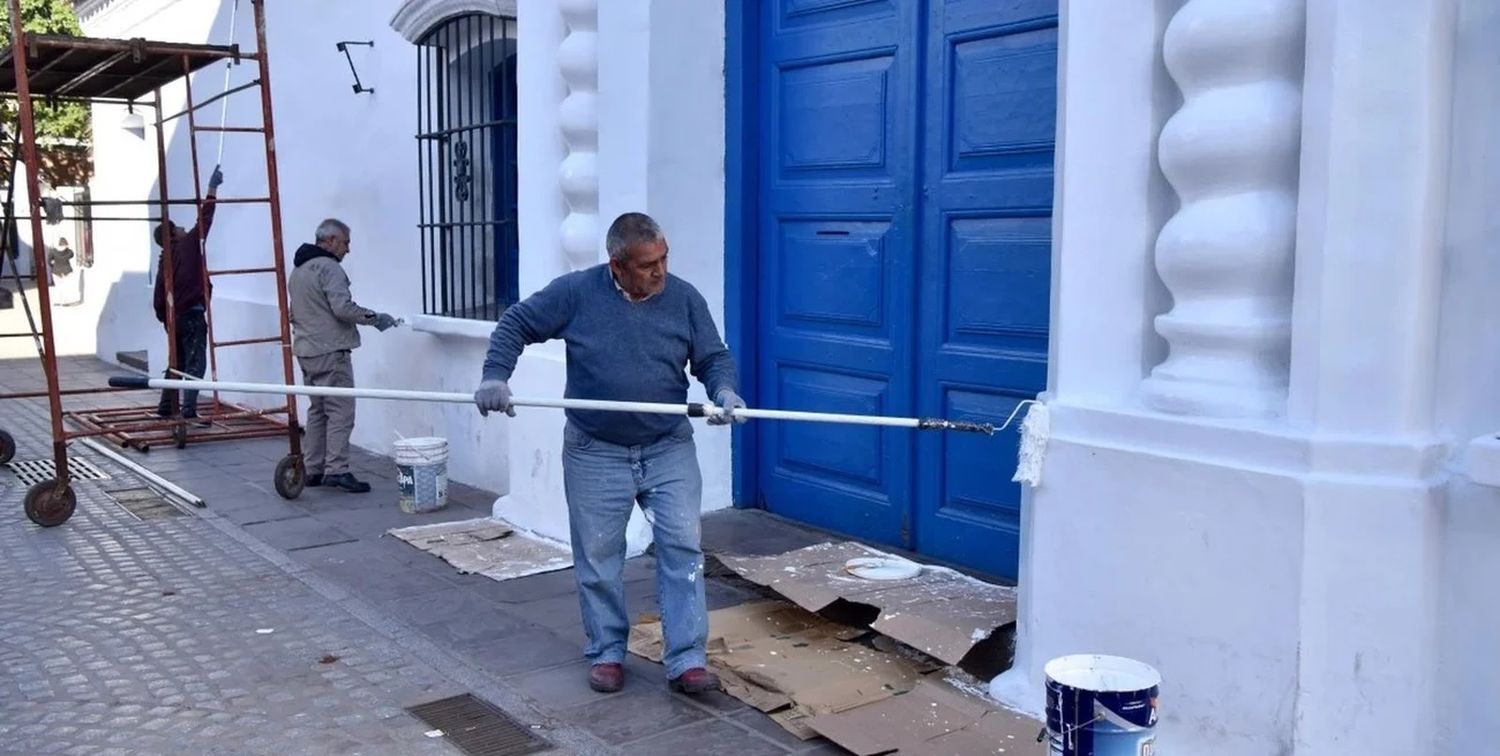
left=305, top=474, right=323, bottom=488
left=182, top=415, right=211, bottom=428
left=322, top=473, right=371, bottom=494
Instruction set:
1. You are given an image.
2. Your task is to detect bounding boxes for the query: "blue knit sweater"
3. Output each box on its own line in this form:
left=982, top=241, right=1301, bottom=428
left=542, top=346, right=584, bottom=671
left=481, top=264, right=739, bottom=446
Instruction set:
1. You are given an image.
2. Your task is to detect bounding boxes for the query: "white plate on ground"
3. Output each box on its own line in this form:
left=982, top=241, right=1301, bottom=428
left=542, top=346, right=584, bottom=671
left=844, top=556, right=922, bottom=581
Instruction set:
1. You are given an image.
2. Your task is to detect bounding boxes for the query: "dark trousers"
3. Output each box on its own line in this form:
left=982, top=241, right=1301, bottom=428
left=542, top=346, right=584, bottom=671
left=157, top=308, right=207, bottom=417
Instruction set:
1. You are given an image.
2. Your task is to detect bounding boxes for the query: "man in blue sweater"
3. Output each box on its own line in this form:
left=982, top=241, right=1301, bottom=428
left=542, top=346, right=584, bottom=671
left=475, top=212, right=745, bottom=696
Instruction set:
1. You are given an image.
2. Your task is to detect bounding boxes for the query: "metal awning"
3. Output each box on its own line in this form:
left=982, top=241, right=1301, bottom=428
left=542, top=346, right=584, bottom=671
left=0, top=34, right=241, bottom=101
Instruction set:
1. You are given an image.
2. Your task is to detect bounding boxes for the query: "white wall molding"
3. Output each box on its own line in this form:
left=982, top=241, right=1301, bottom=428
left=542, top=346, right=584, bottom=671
left=390, top=0, right=517, bottom=42
left=1141, top=0, right=1307, bottom=419
left=557, top=0, right=600, bottom=270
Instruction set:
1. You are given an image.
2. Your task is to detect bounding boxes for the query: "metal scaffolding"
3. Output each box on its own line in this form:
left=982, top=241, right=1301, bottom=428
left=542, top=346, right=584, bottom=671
left=0, top=0, right=308, bottom=527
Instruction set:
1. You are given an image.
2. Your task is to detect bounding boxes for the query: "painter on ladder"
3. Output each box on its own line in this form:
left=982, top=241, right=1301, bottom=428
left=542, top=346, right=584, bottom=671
left=288, top=218, right=399, bottom=494
left=475, top=211, right=746, bottom=696
left=152, top=165, right=222, bottom=426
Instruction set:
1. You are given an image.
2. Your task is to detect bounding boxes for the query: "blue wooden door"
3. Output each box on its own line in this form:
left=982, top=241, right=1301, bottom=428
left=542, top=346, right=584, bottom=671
left=753, top=0, right=1055, bottom=578
left=912, top=1, right=1057, bottom=575
left=755, top=0, right=921, bottom=546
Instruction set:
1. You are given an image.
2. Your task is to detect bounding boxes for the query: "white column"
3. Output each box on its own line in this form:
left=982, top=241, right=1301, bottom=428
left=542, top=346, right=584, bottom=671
left=495, top=0, right=575, bottom=547
left=1141, top=0, right=1306, bottom=419
left=515, top=0, right=567, bottom=294
left=1288, top=2, right=1454, bottom=754
left=557, top=0, right=600, bottom=269
left=597, top=0, right=651, bottom=227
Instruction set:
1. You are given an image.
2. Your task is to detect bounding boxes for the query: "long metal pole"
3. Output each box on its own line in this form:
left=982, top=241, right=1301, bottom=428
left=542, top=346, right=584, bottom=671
left=181, top=53, right=222, bottom=413
left=77, top=438, right=205, bottom=509
left=152, top=87, right=179, bottom=419
left=251, top=0, right=302, bottom=457
left=106, top=376, right=997, bottom=434
left=8, top=0, right=71, bottom=487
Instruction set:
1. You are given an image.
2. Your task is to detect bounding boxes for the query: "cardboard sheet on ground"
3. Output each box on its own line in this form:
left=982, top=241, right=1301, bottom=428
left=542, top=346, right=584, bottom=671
left=630, top=600, right=937, bottom=729
left=386, top=517, right=572, bottom=581
left=805, top=676, right=1042, bottom=755
left=716, top=542, right=1018, bottom=667
left=629, top=600, right=1038, bottom=753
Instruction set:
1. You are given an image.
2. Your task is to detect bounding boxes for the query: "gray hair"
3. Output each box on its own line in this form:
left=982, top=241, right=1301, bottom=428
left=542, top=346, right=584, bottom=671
left=315, top=218, right=350, bottom=244
left=605, top=212, right=663, bottom=261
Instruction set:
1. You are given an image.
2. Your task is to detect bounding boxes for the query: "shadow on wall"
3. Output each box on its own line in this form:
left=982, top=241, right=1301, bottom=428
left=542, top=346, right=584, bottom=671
left=95, top=270, right=154, bottom=366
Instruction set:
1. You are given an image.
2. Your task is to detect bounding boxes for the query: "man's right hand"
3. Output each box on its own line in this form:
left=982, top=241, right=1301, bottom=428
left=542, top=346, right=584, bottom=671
left=372, top=313, right=399, bottom=331
left=474, top=379, right=515, bottom=417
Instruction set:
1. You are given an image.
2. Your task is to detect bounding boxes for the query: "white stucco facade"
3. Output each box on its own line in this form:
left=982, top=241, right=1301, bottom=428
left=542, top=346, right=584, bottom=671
left=61, top=0, right=1500, bottom=752
left=994, top=1, right=1500, bottom=754
left=77, top=0, right=733, bottom=550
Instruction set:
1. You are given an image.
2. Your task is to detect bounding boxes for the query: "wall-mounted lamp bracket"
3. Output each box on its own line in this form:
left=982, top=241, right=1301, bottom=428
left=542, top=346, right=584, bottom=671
left=335, top=40, right=375, bottom=95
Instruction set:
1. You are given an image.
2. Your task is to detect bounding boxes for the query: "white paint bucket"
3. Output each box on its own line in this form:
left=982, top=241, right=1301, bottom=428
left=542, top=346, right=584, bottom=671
left=1044, top=654, right=1160, bottom=756
left=394, top=436, right=449, bottom=513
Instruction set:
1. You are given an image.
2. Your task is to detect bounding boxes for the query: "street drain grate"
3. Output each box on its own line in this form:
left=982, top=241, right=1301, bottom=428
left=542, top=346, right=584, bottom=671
left=106, top=487, right=185, bottom=520
left=405, top=694, right=551, bottom=756
left=5, top=457, right=110, bottom=487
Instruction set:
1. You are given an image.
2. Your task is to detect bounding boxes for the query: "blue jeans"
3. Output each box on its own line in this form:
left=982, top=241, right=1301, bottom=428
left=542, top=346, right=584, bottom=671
left=561, top=420, right=707, bottom=678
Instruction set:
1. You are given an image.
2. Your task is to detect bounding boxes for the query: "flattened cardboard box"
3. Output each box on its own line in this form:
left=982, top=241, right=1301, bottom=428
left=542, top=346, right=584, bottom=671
left=716, top=542, right=1018, bottom=666
left=387, top=517, right=573, bottom=581
left=805, top=676, right=1042, bottom=755
left=629, top=600, right=934, bottom=735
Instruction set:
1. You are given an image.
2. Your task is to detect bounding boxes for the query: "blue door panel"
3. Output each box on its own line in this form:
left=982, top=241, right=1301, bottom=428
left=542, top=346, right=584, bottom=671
left=913, top=2, right=1056, bottom=576
left=752, top=0, right=1056, bottom=578
left=758, top=0, right=918, bottom=545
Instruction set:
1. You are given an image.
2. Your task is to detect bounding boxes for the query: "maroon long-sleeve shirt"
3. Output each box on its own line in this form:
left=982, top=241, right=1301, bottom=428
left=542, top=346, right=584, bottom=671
left=153, top=197, right=216, bottom=323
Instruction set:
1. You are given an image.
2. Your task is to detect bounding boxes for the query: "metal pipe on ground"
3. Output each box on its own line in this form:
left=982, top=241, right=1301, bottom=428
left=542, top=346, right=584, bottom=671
left=107, top=375, right=997, bottom=434
left=77, top=437, right=206, bottom=508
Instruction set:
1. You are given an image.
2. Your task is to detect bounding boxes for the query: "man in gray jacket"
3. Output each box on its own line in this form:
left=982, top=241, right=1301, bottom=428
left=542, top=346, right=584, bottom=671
left=287, top=218, right=397, bottom=493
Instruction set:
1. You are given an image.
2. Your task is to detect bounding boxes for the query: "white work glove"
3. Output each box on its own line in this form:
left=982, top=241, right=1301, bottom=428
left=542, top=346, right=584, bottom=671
left=475, top=379, right=515, bottom=417
left=708, top=388, right=747, bottom=426
left=372, top=312, right=399, bottom=332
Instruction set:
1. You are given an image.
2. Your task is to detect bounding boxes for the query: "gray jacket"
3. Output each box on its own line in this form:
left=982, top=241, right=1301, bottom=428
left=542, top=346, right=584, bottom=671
left=288, top=243, right=376, bottom=358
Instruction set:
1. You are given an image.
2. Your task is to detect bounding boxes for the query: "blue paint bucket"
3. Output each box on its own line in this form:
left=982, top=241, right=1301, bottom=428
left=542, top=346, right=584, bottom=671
left=1044, top=654, right=1160, bottom=756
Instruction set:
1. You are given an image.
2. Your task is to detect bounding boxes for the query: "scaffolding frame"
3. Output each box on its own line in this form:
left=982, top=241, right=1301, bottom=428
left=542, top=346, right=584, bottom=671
left=0, top=0, right=307, bottom=527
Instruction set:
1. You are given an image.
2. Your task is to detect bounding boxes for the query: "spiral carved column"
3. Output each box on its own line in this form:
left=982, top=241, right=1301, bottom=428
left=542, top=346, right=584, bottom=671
left=1141, top=0, right=1306, bottom=419
left=557, top=0, right=599, bottom=270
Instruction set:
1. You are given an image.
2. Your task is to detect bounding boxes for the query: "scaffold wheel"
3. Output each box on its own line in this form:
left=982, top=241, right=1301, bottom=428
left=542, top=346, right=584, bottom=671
left=24, top=479, right=76, bottom=527
left=273, top=454, right=304, bottom=500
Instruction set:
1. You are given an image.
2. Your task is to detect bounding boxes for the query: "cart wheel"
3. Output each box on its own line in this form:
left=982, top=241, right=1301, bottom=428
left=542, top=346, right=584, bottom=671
left=173, top=423, right=188, bottom=449
left=24, top=479, right=76, bottom=527
left=0, top=429, right=14, bottom=465
left=274, top=455, right=305, bottom=500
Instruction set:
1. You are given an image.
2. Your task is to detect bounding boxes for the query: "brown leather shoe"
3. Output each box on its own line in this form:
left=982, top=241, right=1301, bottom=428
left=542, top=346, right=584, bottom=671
left=588, top=662, right=624, bottom=693
left=667, top=667, right=720, bottom=695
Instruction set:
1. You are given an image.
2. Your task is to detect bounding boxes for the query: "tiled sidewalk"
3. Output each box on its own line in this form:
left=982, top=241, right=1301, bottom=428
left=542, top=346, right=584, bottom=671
left=0, top=355, right=845, bottom=755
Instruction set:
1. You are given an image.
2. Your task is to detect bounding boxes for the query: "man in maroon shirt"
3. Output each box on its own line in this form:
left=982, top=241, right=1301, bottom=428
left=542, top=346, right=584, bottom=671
left=153, top=166, right=222, bottom=423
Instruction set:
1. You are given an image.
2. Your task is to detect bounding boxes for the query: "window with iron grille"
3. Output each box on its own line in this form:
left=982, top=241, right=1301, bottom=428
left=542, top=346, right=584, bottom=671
left=415, top=13, right=518, bottom=322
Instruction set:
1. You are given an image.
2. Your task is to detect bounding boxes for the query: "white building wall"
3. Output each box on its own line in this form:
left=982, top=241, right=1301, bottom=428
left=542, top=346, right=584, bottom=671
left=81, top=0, right=733, bottom=542
left=1436, top=1, right=1500, bottom=754
left=1004, top=1, right=1496, bottom=754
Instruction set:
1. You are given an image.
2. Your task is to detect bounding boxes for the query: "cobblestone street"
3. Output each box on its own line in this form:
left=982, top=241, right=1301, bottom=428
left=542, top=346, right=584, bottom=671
left=0, top=357, right=846, bottom=755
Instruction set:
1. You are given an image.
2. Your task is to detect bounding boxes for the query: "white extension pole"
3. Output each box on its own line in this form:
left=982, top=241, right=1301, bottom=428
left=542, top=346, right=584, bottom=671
left=108, top=376, right=996, bottom=434
left=216, top=0, right=241, bottom=166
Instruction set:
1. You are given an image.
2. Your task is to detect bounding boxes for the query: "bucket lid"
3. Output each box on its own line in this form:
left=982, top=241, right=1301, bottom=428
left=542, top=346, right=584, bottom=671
left=1044, top=654, right=1161, bottom=693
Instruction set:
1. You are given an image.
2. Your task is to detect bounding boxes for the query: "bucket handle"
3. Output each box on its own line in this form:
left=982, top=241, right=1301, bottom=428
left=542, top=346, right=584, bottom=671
left=1040, top=713, right=1103, bottom=750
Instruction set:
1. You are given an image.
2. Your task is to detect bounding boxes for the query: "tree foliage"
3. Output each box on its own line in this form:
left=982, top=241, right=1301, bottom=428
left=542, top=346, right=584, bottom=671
left=0, top=0, right=92, bottom=186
